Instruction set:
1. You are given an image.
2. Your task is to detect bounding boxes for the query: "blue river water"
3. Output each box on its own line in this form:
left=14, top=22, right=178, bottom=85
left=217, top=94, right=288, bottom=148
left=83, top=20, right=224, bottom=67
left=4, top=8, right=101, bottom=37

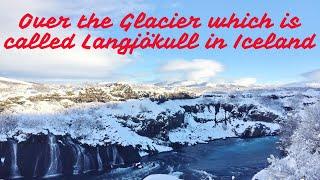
left=91, top=136, right=281, bottom=180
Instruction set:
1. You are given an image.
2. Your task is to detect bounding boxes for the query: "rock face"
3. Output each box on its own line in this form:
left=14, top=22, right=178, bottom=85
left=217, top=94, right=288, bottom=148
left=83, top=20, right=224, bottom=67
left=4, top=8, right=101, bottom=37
left=181, top=103, right=279, bottom=123
left=240, top=123, right=278, bottom=138
left=137, top=112, right=185, bottom=139
left=0, top=134, right=140, bottom=179
left=127, top=102, right=281, bottom=142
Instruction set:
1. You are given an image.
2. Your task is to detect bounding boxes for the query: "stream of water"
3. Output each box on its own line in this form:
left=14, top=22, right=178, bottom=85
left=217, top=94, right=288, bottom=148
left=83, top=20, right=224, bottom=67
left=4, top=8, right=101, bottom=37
left=92, top=136, right=281, bottom=180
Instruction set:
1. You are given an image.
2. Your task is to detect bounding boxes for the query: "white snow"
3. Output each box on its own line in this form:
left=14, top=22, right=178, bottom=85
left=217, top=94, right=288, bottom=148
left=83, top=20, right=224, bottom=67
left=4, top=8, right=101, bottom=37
left=0, top=77, right=33, bottom=86
left=143, top=174, right=181, bottom=180
left=0, top=93, right=282, bottom=150
left=2, top=81, right=318, bottom=158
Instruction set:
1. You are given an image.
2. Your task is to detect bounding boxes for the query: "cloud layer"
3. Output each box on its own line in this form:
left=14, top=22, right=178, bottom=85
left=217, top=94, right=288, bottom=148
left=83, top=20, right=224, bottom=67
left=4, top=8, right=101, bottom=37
left=233, top=77, right=257, bottom=87
left=0, top=0, right=149, bottom=80
left=302, top=69, right=320, bottom=81
left=160, top=59, right=224, bottom=82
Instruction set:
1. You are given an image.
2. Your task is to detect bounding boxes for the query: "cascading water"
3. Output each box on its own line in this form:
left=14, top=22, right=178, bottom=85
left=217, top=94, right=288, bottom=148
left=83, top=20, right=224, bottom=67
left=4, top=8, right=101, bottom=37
left=0, top=135, right=140, bottom=179
left=33, top=156, right=40, bottom=178
left=96, top=147, right=103, bottom=171
left=111, top=146, right=124, bottom=166
left=0, top=158, right=4, bottom=165
left=64, top=137, right=83, bottom=175
left=43, top=134, right=62, bottom=178
left=8, top=140, right=22, bottom=179
left=65, top=137, right=94, bottom=174
left=81, top=146, right=93, bottom=173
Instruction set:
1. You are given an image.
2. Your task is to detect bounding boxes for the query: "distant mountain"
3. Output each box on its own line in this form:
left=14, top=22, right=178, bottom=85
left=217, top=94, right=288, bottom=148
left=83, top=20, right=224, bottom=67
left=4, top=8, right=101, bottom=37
left=284, top=80, right=320, bottom=88
left=152, top=80, right=277, bottom=95
left=0, top=77, right=33, bottom=86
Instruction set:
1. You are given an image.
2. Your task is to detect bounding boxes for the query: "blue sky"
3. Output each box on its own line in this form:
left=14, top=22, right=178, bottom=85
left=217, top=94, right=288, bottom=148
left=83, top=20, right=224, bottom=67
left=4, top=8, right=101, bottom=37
left=0, top=0, right=319, bottom=85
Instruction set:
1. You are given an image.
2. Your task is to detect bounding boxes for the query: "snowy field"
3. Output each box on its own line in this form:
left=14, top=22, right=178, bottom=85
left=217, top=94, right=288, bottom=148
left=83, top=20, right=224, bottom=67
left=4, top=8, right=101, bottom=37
left=1, top=78, right=320, bottom=179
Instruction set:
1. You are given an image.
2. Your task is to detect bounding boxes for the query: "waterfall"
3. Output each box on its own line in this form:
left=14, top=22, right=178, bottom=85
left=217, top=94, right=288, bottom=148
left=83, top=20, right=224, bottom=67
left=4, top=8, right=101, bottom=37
left=111, top=146, right=124, bottom=165
left=65, top=137, right=93, bottom=174
left=8, top=140, right=22, bottom=179
left=33, top=156, right=40, bottom=178
left=72, top=143, right=82, bottom=175
left=65, top=137, right=83, bottom=175
left=0, top=135, right=138, bottom=178
left=0, top=133, right=139, bottom=180
left=96, top=147, right=103, bottom=171
left=81, top=146, right=92, bottom=173
left=43, top=135, right=62, bottom=178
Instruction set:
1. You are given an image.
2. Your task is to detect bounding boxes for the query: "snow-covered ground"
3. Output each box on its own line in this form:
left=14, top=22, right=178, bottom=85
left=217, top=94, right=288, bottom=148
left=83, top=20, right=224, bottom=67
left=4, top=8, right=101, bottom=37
left=143, top=174, right=181, bottom=180
left=1, top=83, right=318, bottom=148
left=0, top=77, right=33, bottom=86
left=0, top=95, right=283, bottom=154
left=1, top=78, right=320, bottom=178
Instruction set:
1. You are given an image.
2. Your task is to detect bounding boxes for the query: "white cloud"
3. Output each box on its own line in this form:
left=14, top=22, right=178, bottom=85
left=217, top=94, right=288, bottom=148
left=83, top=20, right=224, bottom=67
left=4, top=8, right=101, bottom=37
left=233, top=77, right=257, bottom=87
left=0, top=0, right=149, bottom=80
left=302, top=69, right=320, bottom=81
left=160, top=59, right=224, bottom=82
left=1, top=48, right=132, bottom=78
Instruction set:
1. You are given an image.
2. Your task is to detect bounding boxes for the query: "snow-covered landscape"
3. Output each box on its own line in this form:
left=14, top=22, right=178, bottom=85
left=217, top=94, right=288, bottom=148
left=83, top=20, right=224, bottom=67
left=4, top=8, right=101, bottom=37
left=1, top=77, right=320, bottom=179
left=1, top=0, right=319, bottom=178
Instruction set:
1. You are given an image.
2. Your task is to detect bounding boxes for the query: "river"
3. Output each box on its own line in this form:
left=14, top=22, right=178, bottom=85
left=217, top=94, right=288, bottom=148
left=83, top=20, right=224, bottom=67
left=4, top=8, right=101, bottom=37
left=89, top=136, right=281, bottom=180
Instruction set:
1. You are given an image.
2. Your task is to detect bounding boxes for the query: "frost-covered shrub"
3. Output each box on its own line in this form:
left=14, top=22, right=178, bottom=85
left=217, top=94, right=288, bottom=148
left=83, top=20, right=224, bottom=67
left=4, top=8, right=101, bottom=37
left=150, top=92, right=194, bottom=104
left=0, top=97, right=25, bottom=112
left=0, top=101, right=10, bottom=112
left=254, top=104, right=320, bottom=179
left=278, top=113, right=300, bottom=151
left=291, top=106, right=320, bottom=154
left=110, top=83, right=138, bottom=100
left=0, top=115, right=18, bottom=134
left=28, top=93, right=63, bottom=102
left=75, top=88, right=111, bottom=103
